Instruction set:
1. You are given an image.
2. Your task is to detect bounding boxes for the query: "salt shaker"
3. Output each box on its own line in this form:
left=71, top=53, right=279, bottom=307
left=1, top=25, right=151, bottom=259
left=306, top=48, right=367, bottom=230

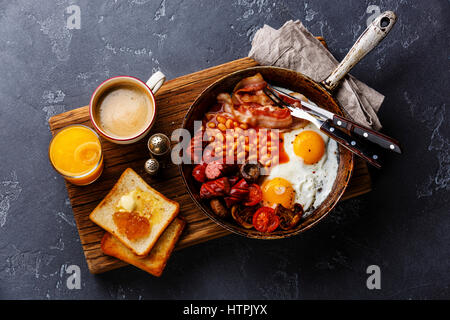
left=148, top=133, right=171, bottom=157
left=144, top=133, right=171, bottom=175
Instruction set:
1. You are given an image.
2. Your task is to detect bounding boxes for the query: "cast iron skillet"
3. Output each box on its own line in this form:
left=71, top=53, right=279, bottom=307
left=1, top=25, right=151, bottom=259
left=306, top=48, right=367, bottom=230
left=179, top=66, right=353, bottom=239
left=179, top=12, right=396, bottom=239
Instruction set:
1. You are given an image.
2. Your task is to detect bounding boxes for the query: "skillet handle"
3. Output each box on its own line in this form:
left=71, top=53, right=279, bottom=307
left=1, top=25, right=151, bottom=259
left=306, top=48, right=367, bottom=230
left=322, top=11, right=397, bottom=91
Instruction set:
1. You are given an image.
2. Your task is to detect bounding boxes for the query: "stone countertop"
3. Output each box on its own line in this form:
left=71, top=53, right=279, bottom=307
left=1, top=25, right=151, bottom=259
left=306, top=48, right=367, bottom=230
left=0, top=0, right=448, bottom=299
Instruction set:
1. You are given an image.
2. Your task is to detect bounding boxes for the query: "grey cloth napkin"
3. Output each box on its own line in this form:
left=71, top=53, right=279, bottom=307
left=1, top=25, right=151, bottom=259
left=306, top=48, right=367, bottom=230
left=248, top=20, right=384, bottom=130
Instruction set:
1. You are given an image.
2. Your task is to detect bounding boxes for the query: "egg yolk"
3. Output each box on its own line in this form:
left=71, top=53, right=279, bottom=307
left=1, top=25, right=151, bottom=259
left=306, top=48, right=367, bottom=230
left=293, top=130, right=325, bottom=164
left=261, top=177, right=295, bottom=209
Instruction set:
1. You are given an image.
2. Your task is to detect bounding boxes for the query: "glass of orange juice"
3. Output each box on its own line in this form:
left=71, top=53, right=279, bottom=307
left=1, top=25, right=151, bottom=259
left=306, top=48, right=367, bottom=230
left=49, top=124, right=104, bottom=185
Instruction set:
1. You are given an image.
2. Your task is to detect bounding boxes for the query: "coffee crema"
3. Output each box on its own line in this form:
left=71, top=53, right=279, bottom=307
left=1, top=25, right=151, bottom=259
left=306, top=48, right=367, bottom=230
left=97, top=85, right=153, bottom=138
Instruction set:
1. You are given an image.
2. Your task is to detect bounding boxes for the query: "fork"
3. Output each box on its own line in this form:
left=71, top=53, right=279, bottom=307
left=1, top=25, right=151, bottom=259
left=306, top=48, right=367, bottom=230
left=263, top=86, right=383, bottom=168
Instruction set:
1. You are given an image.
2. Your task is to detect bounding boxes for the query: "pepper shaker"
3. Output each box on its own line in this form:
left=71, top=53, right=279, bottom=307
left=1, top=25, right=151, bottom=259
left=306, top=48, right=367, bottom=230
left=144, top=157, right=160, bottom=175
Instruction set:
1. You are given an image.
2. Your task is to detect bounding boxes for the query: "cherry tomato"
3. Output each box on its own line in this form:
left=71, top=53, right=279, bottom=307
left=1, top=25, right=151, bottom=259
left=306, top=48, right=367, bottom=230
left=244, top=184, right=262, bottom=206
left=252, top=207, right=280, bottom=233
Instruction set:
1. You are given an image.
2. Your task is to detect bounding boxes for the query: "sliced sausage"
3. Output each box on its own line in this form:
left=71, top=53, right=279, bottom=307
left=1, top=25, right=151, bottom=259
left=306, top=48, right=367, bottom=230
left=205, top=161, right=224, bottom=180
left=224, top=179, right=250, bottom=207
left=192, top=163, right=207, bottom=183
left=199, top=177, right=231, bottom=199
left=205, top=161, right=237, bottom=180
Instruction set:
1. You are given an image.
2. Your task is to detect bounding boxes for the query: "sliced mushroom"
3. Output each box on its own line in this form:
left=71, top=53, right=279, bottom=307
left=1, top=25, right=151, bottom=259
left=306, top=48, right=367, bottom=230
left=275, top=203, right=303, bottom=230
left=231, top=204, right=257, bottom=229
left=240, top=161, right=261, bottom=183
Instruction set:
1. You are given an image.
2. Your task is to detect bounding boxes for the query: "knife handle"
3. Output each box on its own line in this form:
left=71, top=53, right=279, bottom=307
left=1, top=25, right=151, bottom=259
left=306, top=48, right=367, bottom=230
left=332, top=115, right=402, bottom=154
left=321, top=120, right=382, bottom=168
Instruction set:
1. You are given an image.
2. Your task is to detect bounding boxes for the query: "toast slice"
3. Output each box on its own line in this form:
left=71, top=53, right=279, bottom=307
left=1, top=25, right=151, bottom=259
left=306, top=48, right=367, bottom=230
left=90, top=168, right=179, bottom=256
left=101, top=218, right=185, bottom=277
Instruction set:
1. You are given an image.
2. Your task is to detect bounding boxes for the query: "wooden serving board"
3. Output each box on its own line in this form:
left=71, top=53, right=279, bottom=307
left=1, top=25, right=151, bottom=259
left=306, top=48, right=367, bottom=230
left=48, top=57, right=372, bottom=274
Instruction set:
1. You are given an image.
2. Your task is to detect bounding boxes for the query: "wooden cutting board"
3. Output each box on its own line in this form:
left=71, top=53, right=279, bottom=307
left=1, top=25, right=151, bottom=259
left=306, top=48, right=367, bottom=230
left=48, top=57, right=372, bottom=274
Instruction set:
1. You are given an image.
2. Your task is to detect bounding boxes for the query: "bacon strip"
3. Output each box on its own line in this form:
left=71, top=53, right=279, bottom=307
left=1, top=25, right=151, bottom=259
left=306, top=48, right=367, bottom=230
left=223, top=73, right=293, bottom=129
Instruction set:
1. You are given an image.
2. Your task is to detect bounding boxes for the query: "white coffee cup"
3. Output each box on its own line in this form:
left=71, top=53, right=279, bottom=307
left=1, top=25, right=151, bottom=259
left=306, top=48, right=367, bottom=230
left=89, top=71, right=166, bottom=144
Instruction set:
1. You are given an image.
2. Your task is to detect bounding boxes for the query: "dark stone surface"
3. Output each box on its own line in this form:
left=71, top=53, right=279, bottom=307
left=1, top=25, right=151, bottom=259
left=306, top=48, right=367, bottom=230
left=0, top=0, right=448, bottom=299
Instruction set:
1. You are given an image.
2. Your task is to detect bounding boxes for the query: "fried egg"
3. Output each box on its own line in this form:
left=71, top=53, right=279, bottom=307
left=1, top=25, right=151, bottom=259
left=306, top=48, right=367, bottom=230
left=261, top=123, right=339, bottom=214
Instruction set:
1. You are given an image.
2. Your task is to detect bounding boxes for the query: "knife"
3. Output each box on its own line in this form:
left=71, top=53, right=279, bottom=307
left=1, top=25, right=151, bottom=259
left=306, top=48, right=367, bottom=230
left=272, top=86, right=402, bottom=154
left=263, top=86, right=383, bottom=168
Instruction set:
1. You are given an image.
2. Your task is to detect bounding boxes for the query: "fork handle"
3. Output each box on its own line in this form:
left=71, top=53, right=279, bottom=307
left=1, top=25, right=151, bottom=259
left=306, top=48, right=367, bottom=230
left=332, top=115, right=402, bottom=154
left=321, top=120, right=382, bottom=168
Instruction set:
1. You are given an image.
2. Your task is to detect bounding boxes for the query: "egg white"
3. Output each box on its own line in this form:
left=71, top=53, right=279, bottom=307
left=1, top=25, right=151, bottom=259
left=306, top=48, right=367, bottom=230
left=262, top=123, right=339, bottom=214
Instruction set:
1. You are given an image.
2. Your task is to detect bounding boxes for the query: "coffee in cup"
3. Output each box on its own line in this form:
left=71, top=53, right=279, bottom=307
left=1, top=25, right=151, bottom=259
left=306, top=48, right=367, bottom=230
left=89, top=72, right=165, bottom=144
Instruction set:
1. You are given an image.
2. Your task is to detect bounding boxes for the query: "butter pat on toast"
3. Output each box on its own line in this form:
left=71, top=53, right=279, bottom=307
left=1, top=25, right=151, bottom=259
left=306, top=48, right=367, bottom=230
left=90, top=168, right=179, bottom=256
left=101, top=218, right=185, bottom=277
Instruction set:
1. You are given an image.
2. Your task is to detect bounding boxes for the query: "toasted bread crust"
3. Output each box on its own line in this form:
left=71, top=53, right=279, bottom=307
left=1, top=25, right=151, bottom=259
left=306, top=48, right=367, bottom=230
left=90, top=168, right=180, bottom=256
left=101, top=218, right=186, bottom=276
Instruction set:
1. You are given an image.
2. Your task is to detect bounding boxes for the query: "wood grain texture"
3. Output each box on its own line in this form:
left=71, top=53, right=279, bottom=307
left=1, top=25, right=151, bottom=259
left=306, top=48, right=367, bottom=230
left=48, top=57, right=371, bottom=274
